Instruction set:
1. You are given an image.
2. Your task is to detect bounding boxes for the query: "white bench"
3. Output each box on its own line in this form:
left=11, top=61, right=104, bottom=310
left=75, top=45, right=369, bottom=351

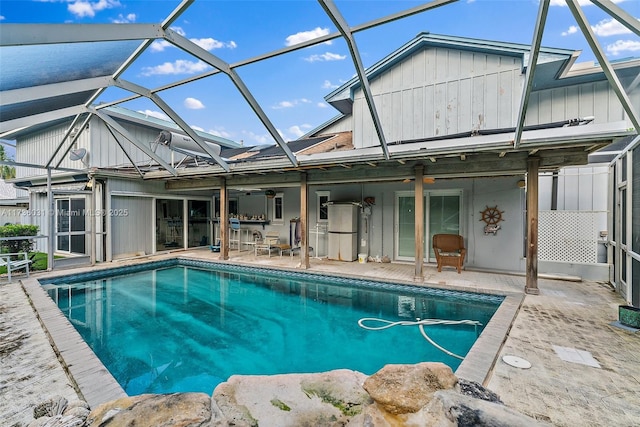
left=0, top=252, right=31, bottom=282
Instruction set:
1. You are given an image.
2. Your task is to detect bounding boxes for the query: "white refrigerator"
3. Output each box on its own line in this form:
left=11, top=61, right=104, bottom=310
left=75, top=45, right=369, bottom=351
left=327, top=203, right=359, bottom=261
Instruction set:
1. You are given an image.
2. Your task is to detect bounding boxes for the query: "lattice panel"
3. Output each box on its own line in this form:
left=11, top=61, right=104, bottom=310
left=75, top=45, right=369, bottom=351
left=538, top=211, right=598, bottom=263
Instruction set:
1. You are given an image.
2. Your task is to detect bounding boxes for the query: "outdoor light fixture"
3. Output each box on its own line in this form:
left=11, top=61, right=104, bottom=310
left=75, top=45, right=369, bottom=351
left=265, top=189, right=276, bottom=199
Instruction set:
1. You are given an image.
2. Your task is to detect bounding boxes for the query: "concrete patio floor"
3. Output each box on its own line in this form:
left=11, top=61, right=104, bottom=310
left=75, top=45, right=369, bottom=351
left=1, top=249, right=639, bottom=426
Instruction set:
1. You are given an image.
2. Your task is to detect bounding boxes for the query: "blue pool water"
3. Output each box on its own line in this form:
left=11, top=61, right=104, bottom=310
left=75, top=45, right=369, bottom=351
left=43, top=260, right=502, bottom=395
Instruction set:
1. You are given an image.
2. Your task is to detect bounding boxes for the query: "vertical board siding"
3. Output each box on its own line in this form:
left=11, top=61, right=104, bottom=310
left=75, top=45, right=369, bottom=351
left=352, top=45, right=631, bottom=149
left=318, top=116, right=352, bottom=136
left=528, top=79, right=629, bottom=125
left=111, top=196, right=152, bottom=257
left=16, top=118, right=193, bottom=179
left=30, top=194, right=49, bottom=253
left=16, top=123, right=74, bottom=178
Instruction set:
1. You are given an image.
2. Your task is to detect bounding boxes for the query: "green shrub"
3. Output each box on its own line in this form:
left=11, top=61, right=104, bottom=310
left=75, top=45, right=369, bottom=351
left=0, top=224, right=39, bottom=253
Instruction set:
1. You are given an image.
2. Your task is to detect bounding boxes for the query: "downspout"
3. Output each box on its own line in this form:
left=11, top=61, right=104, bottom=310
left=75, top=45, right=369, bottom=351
left=551, top=171, right=558, bottom=210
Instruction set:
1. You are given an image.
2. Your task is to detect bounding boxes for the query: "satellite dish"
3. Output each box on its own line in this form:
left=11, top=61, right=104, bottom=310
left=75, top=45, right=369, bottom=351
left=70, top=148, right=87, bottom=161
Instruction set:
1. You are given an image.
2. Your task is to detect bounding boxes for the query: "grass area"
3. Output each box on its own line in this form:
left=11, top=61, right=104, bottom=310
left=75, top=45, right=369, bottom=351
left=29, top=252, right=48, bottom=271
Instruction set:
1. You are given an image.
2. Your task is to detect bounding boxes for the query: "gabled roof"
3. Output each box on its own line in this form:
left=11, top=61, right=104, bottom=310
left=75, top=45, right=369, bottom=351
left=220, top=135, right=335, bottom=162
left=324, top=32, right=640, bottom=115
left=102, top=106, right=242, bottom=149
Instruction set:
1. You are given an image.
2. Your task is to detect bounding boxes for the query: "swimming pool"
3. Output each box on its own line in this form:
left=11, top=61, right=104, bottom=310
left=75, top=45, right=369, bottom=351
left=42, top=259, right=502, bottom=395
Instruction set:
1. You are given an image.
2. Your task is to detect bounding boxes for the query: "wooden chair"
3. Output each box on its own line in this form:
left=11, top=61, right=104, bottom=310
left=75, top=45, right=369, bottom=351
left=432, top=234, right=466, bottom=274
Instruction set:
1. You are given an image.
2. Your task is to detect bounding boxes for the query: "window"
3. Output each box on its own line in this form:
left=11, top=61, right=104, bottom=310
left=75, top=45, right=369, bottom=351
left=317, top=191, right=330, bottom=222
left=214, top=197, right=238, bottom=217
left=272, top=193, right=284, bottom=223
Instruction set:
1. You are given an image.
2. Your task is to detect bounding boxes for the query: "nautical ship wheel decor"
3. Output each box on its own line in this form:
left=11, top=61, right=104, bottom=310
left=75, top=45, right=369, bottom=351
left=480, top=205, right=504, bottom=235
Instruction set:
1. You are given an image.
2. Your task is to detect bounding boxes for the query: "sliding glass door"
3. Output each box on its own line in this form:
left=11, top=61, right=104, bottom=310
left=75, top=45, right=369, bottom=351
left=427, top=192, right=462, bottom=259
left=395, top=190, right=462, bottom=261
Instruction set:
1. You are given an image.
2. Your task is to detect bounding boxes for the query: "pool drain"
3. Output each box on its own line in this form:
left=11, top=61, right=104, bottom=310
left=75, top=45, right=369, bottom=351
left=502, top=355, right=532, bottom=369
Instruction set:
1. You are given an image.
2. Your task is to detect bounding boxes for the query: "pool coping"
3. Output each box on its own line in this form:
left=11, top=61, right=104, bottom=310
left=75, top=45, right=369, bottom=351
left=23, top=256, right=523, bottom=408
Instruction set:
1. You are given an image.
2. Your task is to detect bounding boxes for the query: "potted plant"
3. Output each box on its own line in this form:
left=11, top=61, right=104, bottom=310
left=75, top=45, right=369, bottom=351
left=265, top=189, right=276, bottom=199
left=619, top=305, right=640, bottom=329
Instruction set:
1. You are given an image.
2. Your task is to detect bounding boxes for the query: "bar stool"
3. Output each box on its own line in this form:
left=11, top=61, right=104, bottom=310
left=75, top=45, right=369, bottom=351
left=229, top=218, right=241, bottom=251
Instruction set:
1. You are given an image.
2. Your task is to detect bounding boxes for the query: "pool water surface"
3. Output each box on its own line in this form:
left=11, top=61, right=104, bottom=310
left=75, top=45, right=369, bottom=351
left=44, top=262, right=501, bottom=395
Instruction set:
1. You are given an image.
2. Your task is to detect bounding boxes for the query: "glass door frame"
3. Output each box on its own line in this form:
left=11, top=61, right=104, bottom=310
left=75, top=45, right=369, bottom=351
left=55, top=196, right=87, bottom=254
left=394, top=189, right=463, bottom=262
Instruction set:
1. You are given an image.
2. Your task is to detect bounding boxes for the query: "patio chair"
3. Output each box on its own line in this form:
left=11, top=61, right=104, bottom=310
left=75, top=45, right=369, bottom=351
left=255, top=231, right=284, bottom=257
left=432, top=234, right=466, bottom=274
left=229, top=218, right=241, bottom=251
left=0, top=252, right=32, bottom=282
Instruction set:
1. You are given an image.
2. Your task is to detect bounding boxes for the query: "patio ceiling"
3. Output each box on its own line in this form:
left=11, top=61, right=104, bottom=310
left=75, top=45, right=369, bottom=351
left=1, top=0, right=639, bottom=179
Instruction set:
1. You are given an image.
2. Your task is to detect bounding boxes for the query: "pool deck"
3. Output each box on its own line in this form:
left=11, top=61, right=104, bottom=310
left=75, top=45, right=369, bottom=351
left=1, top=249, right=639, bottom=426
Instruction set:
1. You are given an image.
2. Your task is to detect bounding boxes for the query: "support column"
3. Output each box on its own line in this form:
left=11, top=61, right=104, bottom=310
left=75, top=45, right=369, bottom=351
left=89, top=176, right=96, bottom=265
left=105, top=180, right=112, bottom=262
left=526, top=157, right=540, bottom=295
left=219, top=178, right=229, bottom=261
left=47, top=168, right=55, bottom=271
left=300, top=172, right=310, bottom=269
left=414, top=165, right=424, bottom=280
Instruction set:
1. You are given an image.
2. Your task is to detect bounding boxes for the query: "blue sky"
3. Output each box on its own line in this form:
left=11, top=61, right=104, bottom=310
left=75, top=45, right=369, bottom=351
left=1, top=0, right=639, bottom=147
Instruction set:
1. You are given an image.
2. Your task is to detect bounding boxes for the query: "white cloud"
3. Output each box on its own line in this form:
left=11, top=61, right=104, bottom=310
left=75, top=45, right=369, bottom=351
left=112, top=13, right=135, bottom=23
left=190, top=125, right=204, bottom=132
left=141, top=59, right=210, bottom=76
left=208, top=127, right=232, bottom=139
left=550, top=0, right=594, bottom=6
left=285, top=27, right=331, bottom=47
left=137, top=109, right=169, bottom=120
left=272, top=99, right=312, bottom=109
left=150, top=32, right=236, bottom=52
left=150, top=40, right=172, bottom=52
left=191, top=38, right=237, bottom=50
left=67, top=0, right=121, bottom=19
left=561, top=25, right=578, bottom=37
left=172, top=26, right=187, bottom=36
left=0, top=15, right=5, bottom=21
left=288, top=126, right=306, bottom=138
left=606, top=39, right=640, bottom=56
left=274, top=101, right=295, bottom=109
left=242, top=130, right=274, bottom=145
left=304, top=52, right=346, bottom=62
left=317, top=102, right=328, bottom=108
left=322, top=80, right=339, bottom=89
left=288, top=124, right=313, bottom=139
left=184, top=97, right=205, bottom=109
left=592, top=18, right=636, bottom=37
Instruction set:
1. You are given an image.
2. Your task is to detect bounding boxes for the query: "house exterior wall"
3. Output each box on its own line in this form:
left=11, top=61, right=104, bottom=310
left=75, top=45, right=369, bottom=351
left=310, top=177, right=525, bottom=273
left=609, top=141, right=640, bottom=306
left=111, top=195, right=153, bottom=258
left=353, top=47, right=523, bottom=148
left=28, top=193, right=48, bottom=253
left=89, top=119, right=185, bottom=169
left=15, top=117, right=187, bottom=179
left=316, top=116, right=352, bottom=136
left=526, top=78, right=639, bottom=126
left=15, top=122, right=91, bottom=178
left=349, top=46, right=638, bottom=149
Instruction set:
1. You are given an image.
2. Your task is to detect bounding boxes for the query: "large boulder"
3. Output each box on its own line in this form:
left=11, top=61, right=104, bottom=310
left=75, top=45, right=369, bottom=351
left=28, top=366, right=549, bottom=426
left=423, top=390, right=548, bottom=427
left=363, top=362, right=458, bottom=415
left=212, top=369, right=371, bottom=426
left=84, top=393, right=211, bottom=427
